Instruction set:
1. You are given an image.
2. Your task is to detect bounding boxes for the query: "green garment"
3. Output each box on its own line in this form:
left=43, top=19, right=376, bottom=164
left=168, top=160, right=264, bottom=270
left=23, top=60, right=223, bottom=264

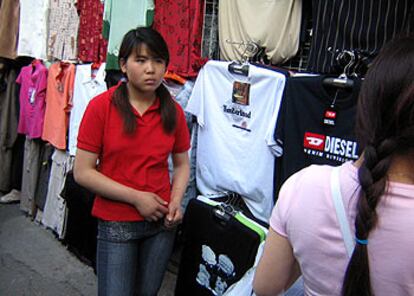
left=103, top=0, right=155, bottom=70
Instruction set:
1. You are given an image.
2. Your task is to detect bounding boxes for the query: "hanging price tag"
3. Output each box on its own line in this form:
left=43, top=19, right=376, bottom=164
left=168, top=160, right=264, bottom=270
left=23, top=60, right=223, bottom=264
left=323, top=109, right=337, bottom=126
left=29, top=88, right=36, bottom=104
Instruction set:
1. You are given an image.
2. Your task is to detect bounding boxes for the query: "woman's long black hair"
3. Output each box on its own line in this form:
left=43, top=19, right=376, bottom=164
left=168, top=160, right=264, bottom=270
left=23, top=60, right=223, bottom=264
left=112, top=27, right=176, bottom=134
left=342, top=34, right=414, bottom=296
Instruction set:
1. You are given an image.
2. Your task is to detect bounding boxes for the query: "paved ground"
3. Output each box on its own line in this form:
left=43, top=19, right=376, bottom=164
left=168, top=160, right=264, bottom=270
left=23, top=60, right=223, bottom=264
left=0, top=203, right=177, bottom=296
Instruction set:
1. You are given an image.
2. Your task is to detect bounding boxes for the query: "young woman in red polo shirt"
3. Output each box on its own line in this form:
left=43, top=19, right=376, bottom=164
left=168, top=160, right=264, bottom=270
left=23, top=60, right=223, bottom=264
left=74, top=27, right=190, bottom=296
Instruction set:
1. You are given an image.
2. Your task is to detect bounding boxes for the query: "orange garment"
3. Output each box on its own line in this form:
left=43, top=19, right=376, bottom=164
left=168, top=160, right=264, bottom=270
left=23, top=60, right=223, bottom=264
left=164, top=71, right=186, bottom=85
left=42, top=62, right=75, bottom=150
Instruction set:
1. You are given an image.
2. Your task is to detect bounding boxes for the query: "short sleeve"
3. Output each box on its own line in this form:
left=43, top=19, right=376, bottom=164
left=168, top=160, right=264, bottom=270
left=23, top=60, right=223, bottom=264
left=77, top=95, right=105, bottom=154
left=269, top=171, right=300, bottom=238
left=274, top=85, right=288, bottom=158
left=172, top=103, right=191, bottom=153
left=185, top=65, right=205, bottom=126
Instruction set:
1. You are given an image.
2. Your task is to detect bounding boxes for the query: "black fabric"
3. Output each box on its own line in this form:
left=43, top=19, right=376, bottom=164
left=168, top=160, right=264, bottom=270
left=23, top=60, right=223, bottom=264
left=307, top=0, right=413, bottom=75
left=10, top=134, right=24, bottom=191
left=60, top=171, right=97, bottom=270
left=175, top=198, right=261, bottom=296
left=274, top=75, right=361, bottom=196
left=34, top=144, right=54, bottom=210
left=0, top=59, right=19, bottom=193
left=104, top=69, right=123, bottom=88
left=251, top=62, right=290, bottom=77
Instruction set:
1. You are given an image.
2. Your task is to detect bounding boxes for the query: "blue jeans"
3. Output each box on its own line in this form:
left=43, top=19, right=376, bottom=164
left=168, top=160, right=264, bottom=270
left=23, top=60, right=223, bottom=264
left=97, top=220, right=176, bottom=296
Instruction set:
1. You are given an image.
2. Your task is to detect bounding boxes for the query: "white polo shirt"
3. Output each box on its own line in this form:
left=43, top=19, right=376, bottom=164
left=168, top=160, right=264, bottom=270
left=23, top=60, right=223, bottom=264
left=186, top=60, right=286, bottom=222
left=69, top=63, right=107, bottom=156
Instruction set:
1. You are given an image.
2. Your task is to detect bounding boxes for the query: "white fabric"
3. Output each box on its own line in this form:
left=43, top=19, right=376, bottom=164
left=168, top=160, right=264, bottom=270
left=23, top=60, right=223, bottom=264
left=186, top=60, right=286, bottom=222
left=331, top=166, right=355, bottom=257
left=41, top=150, right=72, bottom=239
left=17, top=0, right=49, bottom=59
left=219, top=0, right=302, bottom=64
left=69, top=63, right=107, bottom=156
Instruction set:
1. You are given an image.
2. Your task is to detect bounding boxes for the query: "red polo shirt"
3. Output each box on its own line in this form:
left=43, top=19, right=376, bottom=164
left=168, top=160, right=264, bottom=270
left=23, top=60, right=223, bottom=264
left=77, top=83, right=190, bottom=221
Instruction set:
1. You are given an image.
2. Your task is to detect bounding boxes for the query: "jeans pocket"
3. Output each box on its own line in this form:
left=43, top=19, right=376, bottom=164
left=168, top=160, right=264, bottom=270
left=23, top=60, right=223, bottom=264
left=97, top=220, right=135, bottom=242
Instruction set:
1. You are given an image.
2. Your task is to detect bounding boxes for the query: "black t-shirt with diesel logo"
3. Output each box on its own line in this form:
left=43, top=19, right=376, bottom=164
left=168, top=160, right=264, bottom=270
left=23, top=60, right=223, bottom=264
left=274, top=75, right=362, bottom=196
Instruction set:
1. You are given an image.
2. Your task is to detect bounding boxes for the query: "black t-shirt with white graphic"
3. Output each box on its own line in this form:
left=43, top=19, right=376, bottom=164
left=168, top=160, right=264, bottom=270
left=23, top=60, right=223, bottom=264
left=274, top=75, right=362, bottom=196
left=307, top=0, right=413, bottom=74
left=175, top=198, right=262, bottom=296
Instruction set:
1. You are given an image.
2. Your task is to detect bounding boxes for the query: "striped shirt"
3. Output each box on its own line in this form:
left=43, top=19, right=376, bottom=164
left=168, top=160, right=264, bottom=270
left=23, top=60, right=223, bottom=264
left=307, top=0, right=413, bottom=74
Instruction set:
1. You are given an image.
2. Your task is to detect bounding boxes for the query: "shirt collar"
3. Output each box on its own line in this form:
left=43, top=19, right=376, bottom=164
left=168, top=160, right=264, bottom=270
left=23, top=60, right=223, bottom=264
left=130, top=97, right=160, bottom=117
left=81, top=63, right=106, bottom=85
left=148, top=97, right=160, bottom=111
left=30, top=59, right=44, bottom=76
left=54, top=61, right=72, bottom=80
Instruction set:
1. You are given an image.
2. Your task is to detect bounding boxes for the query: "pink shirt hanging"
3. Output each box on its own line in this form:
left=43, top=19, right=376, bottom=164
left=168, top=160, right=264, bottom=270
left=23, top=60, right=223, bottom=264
left=16, top=60, right=48, bottom=139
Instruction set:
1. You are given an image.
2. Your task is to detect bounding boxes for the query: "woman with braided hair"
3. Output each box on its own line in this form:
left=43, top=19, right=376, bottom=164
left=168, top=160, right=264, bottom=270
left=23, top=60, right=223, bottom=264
left=253, top=34, right=414, bottom=296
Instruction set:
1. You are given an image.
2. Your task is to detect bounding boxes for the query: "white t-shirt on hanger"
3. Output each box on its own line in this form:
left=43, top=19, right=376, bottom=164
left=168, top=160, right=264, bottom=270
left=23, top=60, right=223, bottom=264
left=186, top=60, right=286, bottom=222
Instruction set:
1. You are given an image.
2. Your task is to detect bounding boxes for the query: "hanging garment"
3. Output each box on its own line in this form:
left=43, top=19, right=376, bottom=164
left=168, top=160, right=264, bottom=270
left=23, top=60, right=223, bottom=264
left=274, top=75, right=361, bottom=194
left=77, top=0, right=108, bottom=63
left=0, top=63, right=19, bottom=192
left=175, top=196, right=267, bottom=296
left=42, top=150, right=72, bottom=238
left=42, top=62, right=75, bottom=150
left=34, top=144, right=54, bottom=211
left=10, top=134, right=25, bottom=192
left=68, top=63, right=107, bottom=156
left=47, top=0, right=79, bottom=61
left=61, top=171, right=97, bottom=269
left=20, top=137, right=44, bottom=215
left=186, top=60, right=286, bottom=222
left=0, top=0, right=19, bottom=59
left=153, top=0, right=206, bottom=77
left=307, top=0, right=414, bottom=74
left=219, top=0, right=302, bottom=65
left=17, top=0, right=49, bottom=59
left=103, top=0, right=154, bottom=70
left=16, top=60, right=48, bottom=139
left=165, top=80, right=197, bottom=211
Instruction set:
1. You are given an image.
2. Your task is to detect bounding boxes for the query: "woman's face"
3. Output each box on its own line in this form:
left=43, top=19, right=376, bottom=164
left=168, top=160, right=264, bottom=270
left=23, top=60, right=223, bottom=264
left=120, top=44, right=167, bottom=97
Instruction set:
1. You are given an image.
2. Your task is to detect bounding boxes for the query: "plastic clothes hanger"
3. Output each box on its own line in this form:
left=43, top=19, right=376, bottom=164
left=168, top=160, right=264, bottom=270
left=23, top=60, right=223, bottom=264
left=323, top=50, right=355, bottom=89
left=227, top=41, right=260, bottom=76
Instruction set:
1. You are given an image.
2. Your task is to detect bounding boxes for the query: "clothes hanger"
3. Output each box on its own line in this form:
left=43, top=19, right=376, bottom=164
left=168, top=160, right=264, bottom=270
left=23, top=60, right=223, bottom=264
left=228, top=61, right=249, bottom=76
left=227, top=40, right=260, bottom=76
left=322, top=50, right=355, bottom=89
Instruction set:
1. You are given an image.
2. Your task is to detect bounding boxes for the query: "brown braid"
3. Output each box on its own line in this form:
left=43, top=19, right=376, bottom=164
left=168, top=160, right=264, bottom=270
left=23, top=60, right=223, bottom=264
left=342, top=141, right=395, bottom=296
